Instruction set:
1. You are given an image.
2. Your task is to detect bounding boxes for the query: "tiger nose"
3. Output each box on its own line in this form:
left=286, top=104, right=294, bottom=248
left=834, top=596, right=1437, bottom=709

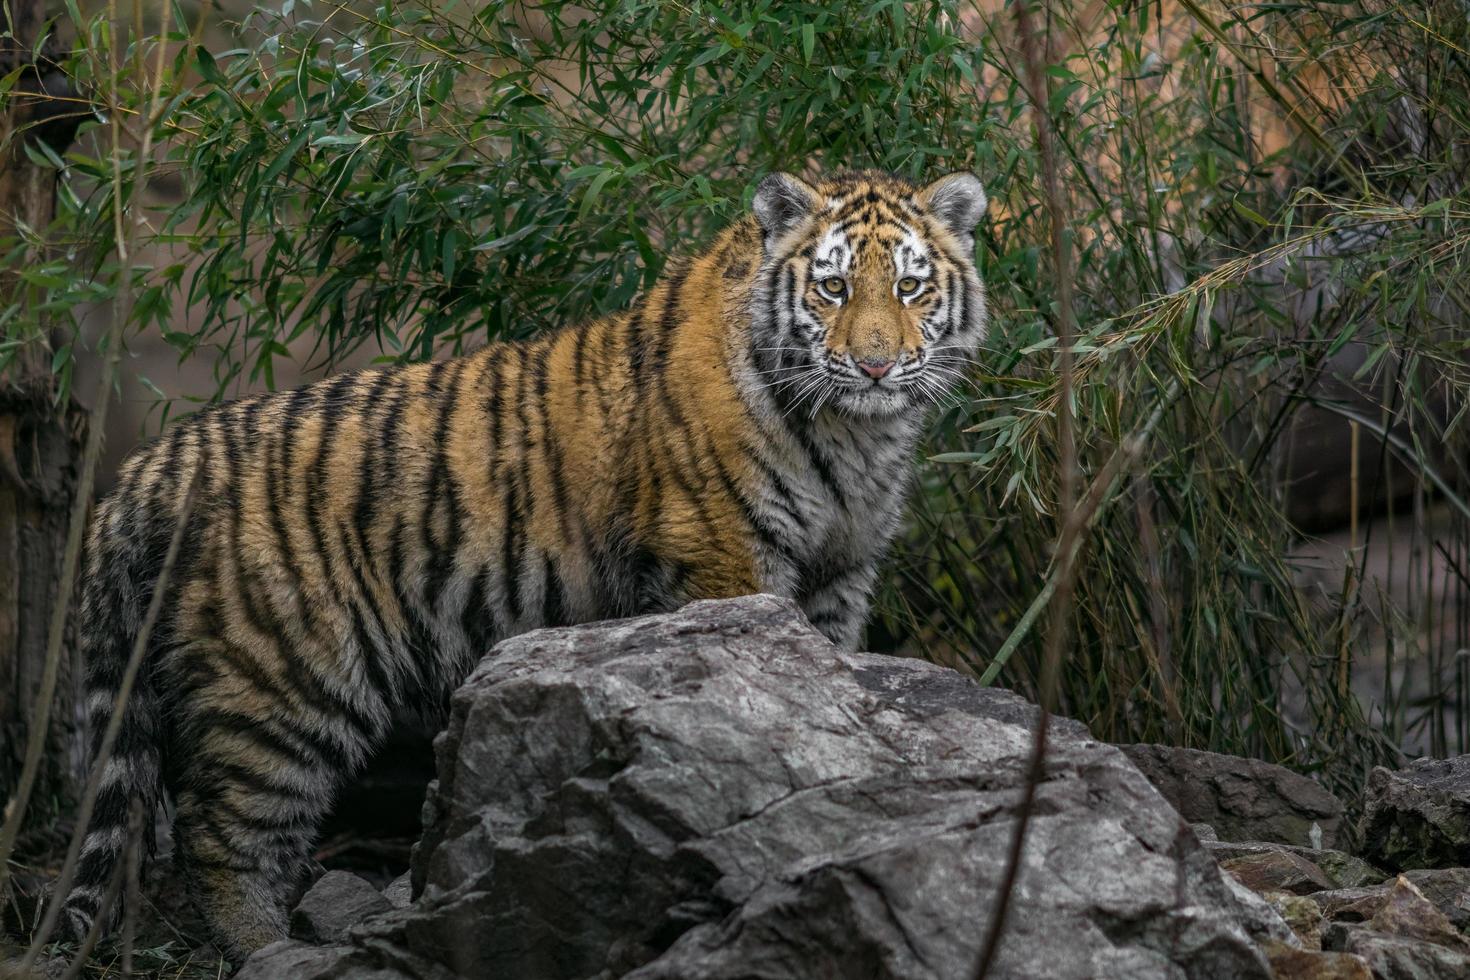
left=857, top=358, right=895, bottom=380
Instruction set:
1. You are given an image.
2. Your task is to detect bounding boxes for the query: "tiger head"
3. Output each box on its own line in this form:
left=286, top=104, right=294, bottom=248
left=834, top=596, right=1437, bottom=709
left=749, top=170, right=988, bottom=418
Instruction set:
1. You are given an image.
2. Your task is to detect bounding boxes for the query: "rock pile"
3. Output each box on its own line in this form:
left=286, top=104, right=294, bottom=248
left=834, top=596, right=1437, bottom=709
left=234, top=596, right=1470, bottom=980
left=1128, top=744, right=1470, bottom=979
left=240, top=596, right=1271, bottom=979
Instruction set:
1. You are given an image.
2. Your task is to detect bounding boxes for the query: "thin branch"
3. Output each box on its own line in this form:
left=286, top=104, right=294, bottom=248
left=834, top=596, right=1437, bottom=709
left=972, top=0, right=1078, bottom=974
left=977, top=382, right=1182, bottom=686
left=56, top=798, right=141, bottom=980
left=21, top=458, right=201, bottom=968
left=0, top=0, right=184, bottom=916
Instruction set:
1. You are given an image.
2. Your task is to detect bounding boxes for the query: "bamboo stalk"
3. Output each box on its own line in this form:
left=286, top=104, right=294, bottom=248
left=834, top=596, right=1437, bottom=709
left=1340, top=420, right=1359, bottom=698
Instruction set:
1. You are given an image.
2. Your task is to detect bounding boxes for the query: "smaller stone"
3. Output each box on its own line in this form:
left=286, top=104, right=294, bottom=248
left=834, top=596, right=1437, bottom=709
left=290, top=870, right=393, bottom=945
left=1261, top=942, right=1371, bottom=980
left=1327, top=927, right=1470, bottom=980
left=1368, top=876, right=1470, bottom=952
left=1266, top=891, right=1326, bottom=949
left=1313, top=850, right=1390, bottom=889
left=1193, top=822, right=1219, bottom=842
left=1320, top=921, right=1356, bottom=952
left=1321, top=872, right=1470, bottom=930
left=1119, top=743, right=1343, bottom=847
left=1224, top=875, right=1300, bottom=947
left=1221, top=849, right=1336, bottom=896
left=1401, top=868, right=1470, bottom=932
left=1307, top=887, right=1390, bottom=923
left=236, top=940, right=354, bottom=979
left=383, top=871, right=412, bottom=909
left=1358, top=757, right=1470, bottom=871
left=27, top=953, right=69, bottom=980
left=1204, top=841, right=1387, bottom=889
left=234, top=939, right=422, bottom=980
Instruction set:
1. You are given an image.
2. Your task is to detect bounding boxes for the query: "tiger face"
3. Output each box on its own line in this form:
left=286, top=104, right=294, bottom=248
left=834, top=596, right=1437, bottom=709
left=751, top=170, right=988, bottom=417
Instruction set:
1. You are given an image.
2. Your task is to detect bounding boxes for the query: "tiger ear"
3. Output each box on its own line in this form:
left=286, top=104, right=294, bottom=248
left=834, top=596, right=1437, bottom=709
left=753, top=172, right=821, bottom=241
left=918, top=172, right=988, bottom=242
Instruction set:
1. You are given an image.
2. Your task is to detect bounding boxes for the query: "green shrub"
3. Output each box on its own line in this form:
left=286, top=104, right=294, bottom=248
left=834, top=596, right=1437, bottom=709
left=7, top=0, right=1470, bottom=808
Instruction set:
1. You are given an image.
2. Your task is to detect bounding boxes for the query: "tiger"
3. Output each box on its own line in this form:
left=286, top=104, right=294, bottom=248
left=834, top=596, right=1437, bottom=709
left=57, top=168, right=989, bottom=961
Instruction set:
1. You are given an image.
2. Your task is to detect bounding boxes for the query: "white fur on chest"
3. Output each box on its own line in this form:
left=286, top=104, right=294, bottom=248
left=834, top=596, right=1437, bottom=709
left=752, top=411, right=918, bottom=578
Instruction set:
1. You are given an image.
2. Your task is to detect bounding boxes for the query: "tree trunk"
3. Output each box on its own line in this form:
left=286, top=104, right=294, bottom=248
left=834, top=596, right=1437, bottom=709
left=0, top=0, right=88, bottom=827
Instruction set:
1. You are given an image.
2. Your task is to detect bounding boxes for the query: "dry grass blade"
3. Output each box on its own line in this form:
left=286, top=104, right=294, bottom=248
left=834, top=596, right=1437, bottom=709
left=55, top=799, right=141, bottom=980
left=121, top=789, right=142, bottom=976
left=20, top=459, right=201, bottom=969
left=977, top=382, right=1181, bottom=686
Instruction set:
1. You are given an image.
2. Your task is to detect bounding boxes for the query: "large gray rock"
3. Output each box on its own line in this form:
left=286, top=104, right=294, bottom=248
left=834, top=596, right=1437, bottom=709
left=240, top=595, right=1271, bottom=979
left=1360, top=757, right=1470, bottom=871
left=1119, top=743, right=1343, bottom=847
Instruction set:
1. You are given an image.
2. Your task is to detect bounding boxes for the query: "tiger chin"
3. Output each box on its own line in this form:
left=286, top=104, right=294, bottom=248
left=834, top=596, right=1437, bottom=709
left=59, top=169, right=988, bottom=962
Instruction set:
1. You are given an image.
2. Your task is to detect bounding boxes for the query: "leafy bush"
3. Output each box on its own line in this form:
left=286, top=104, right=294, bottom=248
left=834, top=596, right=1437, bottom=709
left=7, top=0, right=1470, bottom=807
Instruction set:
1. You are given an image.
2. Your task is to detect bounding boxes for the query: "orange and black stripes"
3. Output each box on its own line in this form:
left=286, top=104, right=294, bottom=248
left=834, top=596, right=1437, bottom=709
left=59, top=168, right=990, bottom=960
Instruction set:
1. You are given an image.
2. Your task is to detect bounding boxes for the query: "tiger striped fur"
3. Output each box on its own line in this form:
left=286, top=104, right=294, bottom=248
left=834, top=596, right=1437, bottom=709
left=59, top=169, right=988, bottom=960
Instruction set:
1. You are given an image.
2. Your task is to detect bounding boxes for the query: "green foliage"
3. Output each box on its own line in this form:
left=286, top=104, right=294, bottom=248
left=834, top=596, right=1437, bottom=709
left=26, top=0, right=1001, bottom=396
left=876, top=0, right=1470, bottom=804
left=5, top=0, right=1470, bottom=808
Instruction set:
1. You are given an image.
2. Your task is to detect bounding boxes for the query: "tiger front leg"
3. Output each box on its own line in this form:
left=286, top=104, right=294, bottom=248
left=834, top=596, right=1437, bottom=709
left=796, top=557, right=881, bottom=650
left=173, top=790, right=310, bottom=963
left=169, top=695, right=348, bottom=962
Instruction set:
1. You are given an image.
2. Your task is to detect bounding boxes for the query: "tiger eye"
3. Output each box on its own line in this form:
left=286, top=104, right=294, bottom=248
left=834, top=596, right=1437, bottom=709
left=821, top=276, right=846, bottom=295
left=896, top=276, right=921, bottom=295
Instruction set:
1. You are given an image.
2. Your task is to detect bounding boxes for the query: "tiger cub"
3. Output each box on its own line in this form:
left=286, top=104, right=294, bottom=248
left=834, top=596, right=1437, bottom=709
left=61, top=169, right=988, bottom=959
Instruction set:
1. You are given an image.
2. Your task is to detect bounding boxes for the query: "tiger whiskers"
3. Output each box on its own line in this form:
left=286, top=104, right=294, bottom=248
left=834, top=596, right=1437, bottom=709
left=807, top=377, right=840, bottom=418
left=749, top=364, right=822, bottom=395
left=903, top=371, right=961, bottom=406
left=782, top=371, right=835, bottom=420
